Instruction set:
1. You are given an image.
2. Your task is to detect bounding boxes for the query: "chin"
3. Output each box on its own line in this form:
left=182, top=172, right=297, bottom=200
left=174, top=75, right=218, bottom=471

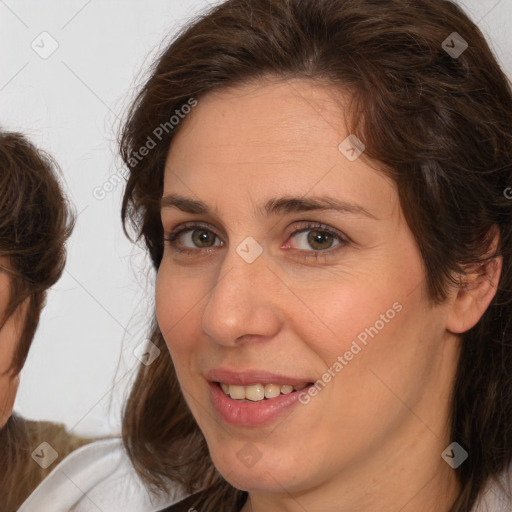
left=209, top=444, right=307, bottom=493
left=221, top=467, right=291, bottom=494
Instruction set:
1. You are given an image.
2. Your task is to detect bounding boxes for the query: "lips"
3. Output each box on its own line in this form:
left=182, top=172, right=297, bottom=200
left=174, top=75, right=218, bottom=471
left=205, top=368, right=314, bottom=387
left=205, top=368, right=315, bottom=426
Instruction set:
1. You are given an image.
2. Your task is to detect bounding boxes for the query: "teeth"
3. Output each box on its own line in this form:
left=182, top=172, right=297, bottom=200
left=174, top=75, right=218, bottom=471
left=264, top=383, right=281, bottom=398
left=245, top=384, right=265, bottom=401
left=221, top=382, right=309, bottom=401
left=228, top=385, right=246, bottom=400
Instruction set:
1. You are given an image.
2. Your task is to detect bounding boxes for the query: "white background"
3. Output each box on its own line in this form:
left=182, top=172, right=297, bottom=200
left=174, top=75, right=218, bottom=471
left=1, top=0, right=511, bottom=436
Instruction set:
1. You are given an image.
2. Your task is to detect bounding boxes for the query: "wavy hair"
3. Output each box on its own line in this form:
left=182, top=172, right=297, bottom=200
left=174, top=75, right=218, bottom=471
left=120, top=1, right=512, bottom=510
left=0, top=131, right=77, bottom=511
left=0, top=132, right=74, bottom=374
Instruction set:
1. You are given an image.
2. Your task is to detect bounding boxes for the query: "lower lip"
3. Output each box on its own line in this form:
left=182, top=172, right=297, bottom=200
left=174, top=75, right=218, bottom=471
left=209, top=382, right=311, bottom=426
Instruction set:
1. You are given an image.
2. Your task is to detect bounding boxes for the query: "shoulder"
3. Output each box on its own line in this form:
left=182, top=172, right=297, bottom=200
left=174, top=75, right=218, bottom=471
left=18, top=437, right=185, bottom=512
left=0, top=414, right=91, bottom=510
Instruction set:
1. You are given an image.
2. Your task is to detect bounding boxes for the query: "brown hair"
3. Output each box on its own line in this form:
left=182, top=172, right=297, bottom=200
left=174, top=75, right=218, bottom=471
left=0, top=132, right=74, bottom=374
left=120, top=1, right=512, bottom=510
left=0, top=414, right=92, bottom=512
left=0, top=131, right=81, bottom=511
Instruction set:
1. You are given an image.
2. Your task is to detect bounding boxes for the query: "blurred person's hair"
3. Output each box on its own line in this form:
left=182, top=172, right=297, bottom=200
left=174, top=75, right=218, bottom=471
left=0, top=414, right=90, bottom=512
left=119, top=1, right=512, bottom=510
left=0, top=131, right=87, bottom=512
left=0, top=132, right=73, bottom=373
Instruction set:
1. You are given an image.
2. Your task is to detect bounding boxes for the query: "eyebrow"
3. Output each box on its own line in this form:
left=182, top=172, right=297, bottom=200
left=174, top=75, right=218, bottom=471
left=161, top=193, right=377, bottom=219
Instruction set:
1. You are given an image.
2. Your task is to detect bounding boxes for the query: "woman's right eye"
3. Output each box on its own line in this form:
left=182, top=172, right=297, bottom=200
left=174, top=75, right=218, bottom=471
left=165, top=225, right=223, bottom=253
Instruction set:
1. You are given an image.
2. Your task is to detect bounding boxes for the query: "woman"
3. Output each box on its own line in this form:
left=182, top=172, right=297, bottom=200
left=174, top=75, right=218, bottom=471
left=0, top=131, right=84, bottom=510
left=118, top=0, right=512, bottom=511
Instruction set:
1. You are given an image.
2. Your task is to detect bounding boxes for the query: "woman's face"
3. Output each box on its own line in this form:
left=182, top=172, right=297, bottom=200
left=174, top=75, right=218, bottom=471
left=156, top=80, right=460, bottom=498
left=0, top=265, right=24, bottom=428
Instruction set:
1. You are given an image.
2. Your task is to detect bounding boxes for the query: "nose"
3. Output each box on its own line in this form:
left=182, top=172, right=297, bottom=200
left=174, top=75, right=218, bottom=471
left=201, top=247, right=281, bottom=346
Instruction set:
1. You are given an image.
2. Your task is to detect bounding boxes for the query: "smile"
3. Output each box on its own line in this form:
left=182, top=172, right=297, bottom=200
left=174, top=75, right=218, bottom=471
left=219, top=382, right=309, bottom=402
left=209, top=381, right=315, bottom=426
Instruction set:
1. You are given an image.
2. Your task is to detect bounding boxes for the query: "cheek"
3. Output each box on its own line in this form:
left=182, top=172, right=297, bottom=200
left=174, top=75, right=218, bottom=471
left=327, top=287, right=423, bottom=371
left=155, top=264, right=204, bottom=358
left=283, top=241, right=425, bottom=366
left=289, top=255, right=433, bottom=428
left=155, top=272, right=194, bottom=407
left=0, top=317, right=22, bottom=428
left=285, top=276, right=408, bottom=370
left=0, top=374, right=19, bottom=428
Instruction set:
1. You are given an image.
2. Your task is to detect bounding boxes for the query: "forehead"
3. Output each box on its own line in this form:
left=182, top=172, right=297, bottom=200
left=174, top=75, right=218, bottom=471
left=167, top=79, right=348, bottom=166
left=163, top=78, right=397, bottom=218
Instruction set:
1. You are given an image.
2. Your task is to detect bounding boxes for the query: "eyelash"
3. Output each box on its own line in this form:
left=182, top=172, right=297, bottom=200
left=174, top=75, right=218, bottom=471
left=164, top=221, right=349, bottom=261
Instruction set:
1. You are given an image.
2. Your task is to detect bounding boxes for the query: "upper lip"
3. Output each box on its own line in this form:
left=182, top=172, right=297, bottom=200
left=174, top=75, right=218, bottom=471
left=205, top=368, right=314, bottom=386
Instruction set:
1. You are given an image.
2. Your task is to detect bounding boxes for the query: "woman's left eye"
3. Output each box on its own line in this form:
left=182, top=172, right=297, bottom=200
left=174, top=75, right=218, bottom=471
left=290, top=229, right=342, bottom=251
left=285, top=222, right=349, bottom=259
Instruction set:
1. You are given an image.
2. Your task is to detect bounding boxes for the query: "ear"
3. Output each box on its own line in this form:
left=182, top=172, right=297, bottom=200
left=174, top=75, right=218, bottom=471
left=446, top=229, right=502, bottom=334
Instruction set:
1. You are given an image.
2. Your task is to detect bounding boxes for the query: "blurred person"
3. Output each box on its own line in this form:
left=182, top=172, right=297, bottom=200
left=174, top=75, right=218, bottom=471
left=4, top=136, right=181, bottom=512
left=0, top=131, right=87, bottom=511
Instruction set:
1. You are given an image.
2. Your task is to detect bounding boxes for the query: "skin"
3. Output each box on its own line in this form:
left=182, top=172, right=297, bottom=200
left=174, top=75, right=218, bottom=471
left=0, top=262, right=25, bottom=429
left=155, top=78, right=501, bottom=512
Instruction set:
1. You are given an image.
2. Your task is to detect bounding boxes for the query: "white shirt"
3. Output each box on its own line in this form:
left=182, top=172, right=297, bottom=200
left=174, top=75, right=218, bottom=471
left=472, top=462, right=512, bottom=512
left=18, top=438, right=184, bottom=512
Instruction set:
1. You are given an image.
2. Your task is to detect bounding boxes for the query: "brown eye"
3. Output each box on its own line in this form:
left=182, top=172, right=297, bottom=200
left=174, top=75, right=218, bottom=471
left=166, top=225, right=223, bottom=252
left=191, top=229, right=217, bottom=248
left=307, top=230, right=335, bottom=250
left=289, top=228, right=341, bottom=252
